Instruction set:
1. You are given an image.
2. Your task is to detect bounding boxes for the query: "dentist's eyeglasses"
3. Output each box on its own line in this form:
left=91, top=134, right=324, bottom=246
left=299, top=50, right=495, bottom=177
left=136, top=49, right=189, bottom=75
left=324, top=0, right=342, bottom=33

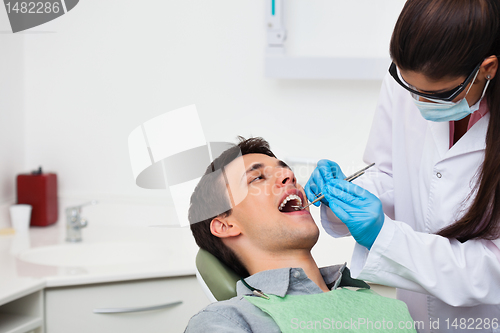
left=388, top=61, right=482, bottom=103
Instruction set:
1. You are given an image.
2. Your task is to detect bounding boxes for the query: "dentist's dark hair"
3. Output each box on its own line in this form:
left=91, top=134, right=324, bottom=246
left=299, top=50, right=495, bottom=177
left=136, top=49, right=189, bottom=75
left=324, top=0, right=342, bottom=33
left=390, top=0, right=500, bottom=242
left=189, top=137, right=276, bottom=278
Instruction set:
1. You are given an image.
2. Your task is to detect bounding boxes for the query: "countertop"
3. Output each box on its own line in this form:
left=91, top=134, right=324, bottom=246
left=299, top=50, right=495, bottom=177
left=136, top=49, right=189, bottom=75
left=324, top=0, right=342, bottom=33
left=0, top=197, right=362, bottom=307
left=0, top=220, right=199, bottom=306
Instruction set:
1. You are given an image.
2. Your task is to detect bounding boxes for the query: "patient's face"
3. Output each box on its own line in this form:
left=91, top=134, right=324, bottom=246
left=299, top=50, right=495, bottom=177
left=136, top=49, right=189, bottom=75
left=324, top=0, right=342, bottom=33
left=222, top=153, right=318, bottom=252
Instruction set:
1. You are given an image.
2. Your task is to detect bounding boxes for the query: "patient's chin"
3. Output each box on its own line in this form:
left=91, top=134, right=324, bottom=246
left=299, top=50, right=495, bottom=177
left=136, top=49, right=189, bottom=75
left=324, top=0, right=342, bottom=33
left=292, top=224, right=320, bottom=247
left=290, top=234, right=319, bottom=251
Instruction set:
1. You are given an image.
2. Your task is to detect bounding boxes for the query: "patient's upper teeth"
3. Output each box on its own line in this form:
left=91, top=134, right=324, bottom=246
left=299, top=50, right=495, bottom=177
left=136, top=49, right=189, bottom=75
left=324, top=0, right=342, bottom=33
left=278, top=194, right=302, bottom=211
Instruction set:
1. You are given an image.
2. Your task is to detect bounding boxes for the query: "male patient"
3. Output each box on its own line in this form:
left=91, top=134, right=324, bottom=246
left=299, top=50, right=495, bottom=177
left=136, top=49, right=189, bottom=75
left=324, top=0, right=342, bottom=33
left=185, top=137, right=415, bottom=333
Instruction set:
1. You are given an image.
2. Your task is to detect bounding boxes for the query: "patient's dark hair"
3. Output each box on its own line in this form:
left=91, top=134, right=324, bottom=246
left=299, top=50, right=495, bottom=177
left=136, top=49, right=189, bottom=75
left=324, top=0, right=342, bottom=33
left=189, top=137, right=276, bottom=278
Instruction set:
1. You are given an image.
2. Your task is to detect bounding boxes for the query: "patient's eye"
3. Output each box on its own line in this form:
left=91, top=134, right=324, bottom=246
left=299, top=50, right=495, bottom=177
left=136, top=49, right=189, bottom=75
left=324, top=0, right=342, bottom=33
left=250, top=175, right=264, bottom=183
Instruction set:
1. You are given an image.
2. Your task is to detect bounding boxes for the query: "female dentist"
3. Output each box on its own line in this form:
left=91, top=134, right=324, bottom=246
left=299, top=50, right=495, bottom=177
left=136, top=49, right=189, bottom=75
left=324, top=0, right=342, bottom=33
left=306, top=0, right=500, bottom=331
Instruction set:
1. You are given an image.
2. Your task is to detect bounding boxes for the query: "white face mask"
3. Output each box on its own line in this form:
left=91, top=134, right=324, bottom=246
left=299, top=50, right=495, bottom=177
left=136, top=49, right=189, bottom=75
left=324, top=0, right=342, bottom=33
left=413, top=79, right=490, bottom=122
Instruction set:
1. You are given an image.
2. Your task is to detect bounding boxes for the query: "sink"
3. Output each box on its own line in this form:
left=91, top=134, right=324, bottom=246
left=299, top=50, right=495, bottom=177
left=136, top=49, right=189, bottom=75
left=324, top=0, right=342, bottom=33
left=18, top=242, right=171, bottom=267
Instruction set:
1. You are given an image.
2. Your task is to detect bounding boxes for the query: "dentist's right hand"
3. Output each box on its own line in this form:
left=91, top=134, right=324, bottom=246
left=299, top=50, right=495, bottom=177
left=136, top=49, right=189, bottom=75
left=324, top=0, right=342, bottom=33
left=305, top=159, right=384, bottom=250
left=322, top=180, right=384, bottom=250
left=305, top=159, right=346, bottom=207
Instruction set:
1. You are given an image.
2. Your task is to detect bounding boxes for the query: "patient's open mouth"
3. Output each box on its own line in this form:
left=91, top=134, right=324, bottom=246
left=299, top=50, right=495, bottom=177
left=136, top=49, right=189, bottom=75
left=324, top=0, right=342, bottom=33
left=278, top=194, right=302, bottom=213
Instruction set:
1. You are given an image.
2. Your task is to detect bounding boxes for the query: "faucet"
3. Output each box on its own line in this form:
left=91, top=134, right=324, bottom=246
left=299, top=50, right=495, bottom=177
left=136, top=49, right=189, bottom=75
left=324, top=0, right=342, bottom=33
left=66, top=201, right=98, bottom=242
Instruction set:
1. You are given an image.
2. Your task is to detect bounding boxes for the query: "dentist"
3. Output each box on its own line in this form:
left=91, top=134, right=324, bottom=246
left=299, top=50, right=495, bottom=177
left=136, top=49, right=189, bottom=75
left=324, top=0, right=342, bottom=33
left=306, top=0, right=500, bottom=331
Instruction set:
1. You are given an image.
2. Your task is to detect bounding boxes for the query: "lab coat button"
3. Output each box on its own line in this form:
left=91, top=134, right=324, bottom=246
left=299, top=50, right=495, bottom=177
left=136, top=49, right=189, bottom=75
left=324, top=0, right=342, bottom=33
left=436, top=172, right=442, bottom=178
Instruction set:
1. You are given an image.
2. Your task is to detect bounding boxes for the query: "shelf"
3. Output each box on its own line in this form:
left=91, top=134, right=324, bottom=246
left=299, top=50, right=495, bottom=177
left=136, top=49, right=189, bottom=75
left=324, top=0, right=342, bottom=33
left=0, top=290, right=43, bottom=333
left=0, top=313, right=42, bottom=333
left=265, top=56, right=390, bottom=80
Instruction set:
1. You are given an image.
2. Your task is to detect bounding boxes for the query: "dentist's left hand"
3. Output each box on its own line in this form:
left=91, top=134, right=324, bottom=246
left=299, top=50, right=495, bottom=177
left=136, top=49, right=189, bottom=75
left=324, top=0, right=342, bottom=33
left=322, top=180, right=384, bottom=250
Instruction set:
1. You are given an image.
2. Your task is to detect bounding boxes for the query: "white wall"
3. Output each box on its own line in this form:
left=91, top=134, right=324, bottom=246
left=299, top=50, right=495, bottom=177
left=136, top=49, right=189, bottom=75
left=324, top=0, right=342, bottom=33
left=21, top=0, right=406, bottom=197
left=0, top=0, right=407, bottom=266
left=0, top=1, right=406, bottom=232
left=0, top=10, right=25, bottom=227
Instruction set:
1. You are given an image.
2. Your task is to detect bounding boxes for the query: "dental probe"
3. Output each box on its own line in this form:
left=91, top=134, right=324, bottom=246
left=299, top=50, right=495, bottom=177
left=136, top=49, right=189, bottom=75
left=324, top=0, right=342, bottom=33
left=297, top=163, right=375, bottom=210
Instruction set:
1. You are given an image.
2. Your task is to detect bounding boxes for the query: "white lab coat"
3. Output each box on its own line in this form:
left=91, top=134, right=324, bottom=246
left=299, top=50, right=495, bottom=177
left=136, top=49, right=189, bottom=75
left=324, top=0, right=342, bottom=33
left=321, top=73, right=500, bottom=333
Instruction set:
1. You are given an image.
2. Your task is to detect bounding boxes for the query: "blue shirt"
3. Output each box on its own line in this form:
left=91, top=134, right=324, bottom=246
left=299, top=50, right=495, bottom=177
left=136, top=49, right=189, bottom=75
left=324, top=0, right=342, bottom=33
left=184, top=264, right=367, bottom=333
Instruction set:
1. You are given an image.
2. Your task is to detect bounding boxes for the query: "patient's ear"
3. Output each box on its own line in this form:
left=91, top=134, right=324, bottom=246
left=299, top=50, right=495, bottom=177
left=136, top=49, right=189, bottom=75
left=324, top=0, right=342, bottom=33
left=210, top=216, right=241, bottom=239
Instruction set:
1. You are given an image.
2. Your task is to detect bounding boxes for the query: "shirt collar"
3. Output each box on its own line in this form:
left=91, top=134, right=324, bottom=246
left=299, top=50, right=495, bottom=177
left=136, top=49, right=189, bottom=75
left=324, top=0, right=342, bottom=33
left=477, top=98, right=489, bottom=117
left=236, top=264, right=348, bottom=298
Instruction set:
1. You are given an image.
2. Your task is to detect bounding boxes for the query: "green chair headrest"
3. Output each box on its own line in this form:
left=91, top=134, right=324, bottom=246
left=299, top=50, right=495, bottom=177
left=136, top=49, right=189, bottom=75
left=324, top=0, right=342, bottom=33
left=196, top=248, right=240, bottom=301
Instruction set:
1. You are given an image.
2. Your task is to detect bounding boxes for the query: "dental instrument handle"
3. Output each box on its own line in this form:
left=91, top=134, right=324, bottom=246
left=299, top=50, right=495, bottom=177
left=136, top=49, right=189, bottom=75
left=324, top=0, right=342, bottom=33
left=344, top=162, right=375, bottom=182
left=301, top=194, right=325, bottom=210
left=301, top=163, right=375, bottom=210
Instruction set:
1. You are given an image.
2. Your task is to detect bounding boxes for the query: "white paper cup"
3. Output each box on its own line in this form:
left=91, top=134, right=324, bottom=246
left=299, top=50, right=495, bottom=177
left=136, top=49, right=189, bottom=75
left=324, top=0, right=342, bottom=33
left=10, top=204, right=32, bottom=232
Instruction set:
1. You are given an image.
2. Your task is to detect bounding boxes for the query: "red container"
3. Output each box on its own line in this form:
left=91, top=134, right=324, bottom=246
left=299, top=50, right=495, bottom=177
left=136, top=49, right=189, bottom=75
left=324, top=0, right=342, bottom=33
left=16, top=167, right=58, bottom=227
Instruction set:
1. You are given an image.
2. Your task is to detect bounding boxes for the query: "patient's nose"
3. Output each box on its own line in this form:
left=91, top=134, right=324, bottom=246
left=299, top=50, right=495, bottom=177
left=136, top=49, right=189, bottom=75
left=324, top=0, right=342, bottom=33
left=276, top=168, right=296, bottom=187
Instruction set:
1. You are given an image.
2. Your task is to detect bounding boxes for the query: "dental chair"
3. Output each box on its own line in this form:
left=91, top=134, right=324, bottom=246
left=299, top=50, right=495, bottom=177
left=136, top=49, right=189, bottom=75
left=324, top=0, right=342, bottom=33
left=195, top=248, right=370, bottom=303
left=195, top=248, right=240, bottom=302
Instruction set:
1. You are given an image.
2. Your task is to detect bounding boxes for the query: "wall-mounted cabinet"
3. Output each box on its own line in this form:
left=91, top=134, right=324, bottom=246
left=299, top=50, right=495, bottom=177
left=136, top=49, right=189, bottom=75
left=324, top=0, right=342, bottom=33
left=265, top=56, right=389, bottom=80
left=264, top=0, right=406, bottom=80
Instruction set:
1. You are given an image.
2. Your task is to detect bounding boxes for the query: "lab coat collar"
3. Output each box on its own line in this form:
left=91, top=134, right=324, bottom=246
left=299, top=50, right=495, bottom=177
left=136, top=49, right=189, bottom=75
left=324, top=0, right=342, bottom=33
left=429, top=112, right=489, bottom=162
left=446, top=112, right=489, bottom=160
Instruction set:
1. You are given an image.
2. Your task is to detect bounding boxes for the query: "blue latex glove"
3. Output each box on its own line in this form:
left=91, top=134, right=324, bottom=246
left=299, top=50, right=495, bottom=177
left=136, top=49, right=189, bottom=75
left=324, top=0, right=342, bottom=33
left=323, top=180, right=384, bottom=250
left=305, top=160, right=346, bottom=207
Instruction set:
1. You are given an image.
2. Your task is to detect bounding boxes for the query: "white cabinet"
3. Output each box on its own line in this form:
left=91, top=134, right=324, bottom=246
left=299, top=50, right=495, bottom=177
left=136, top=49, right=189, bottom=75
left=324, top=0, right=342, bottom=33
left=0, top=290, right=44, bottom=333
left=45, top=276, right=209, bottom=333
